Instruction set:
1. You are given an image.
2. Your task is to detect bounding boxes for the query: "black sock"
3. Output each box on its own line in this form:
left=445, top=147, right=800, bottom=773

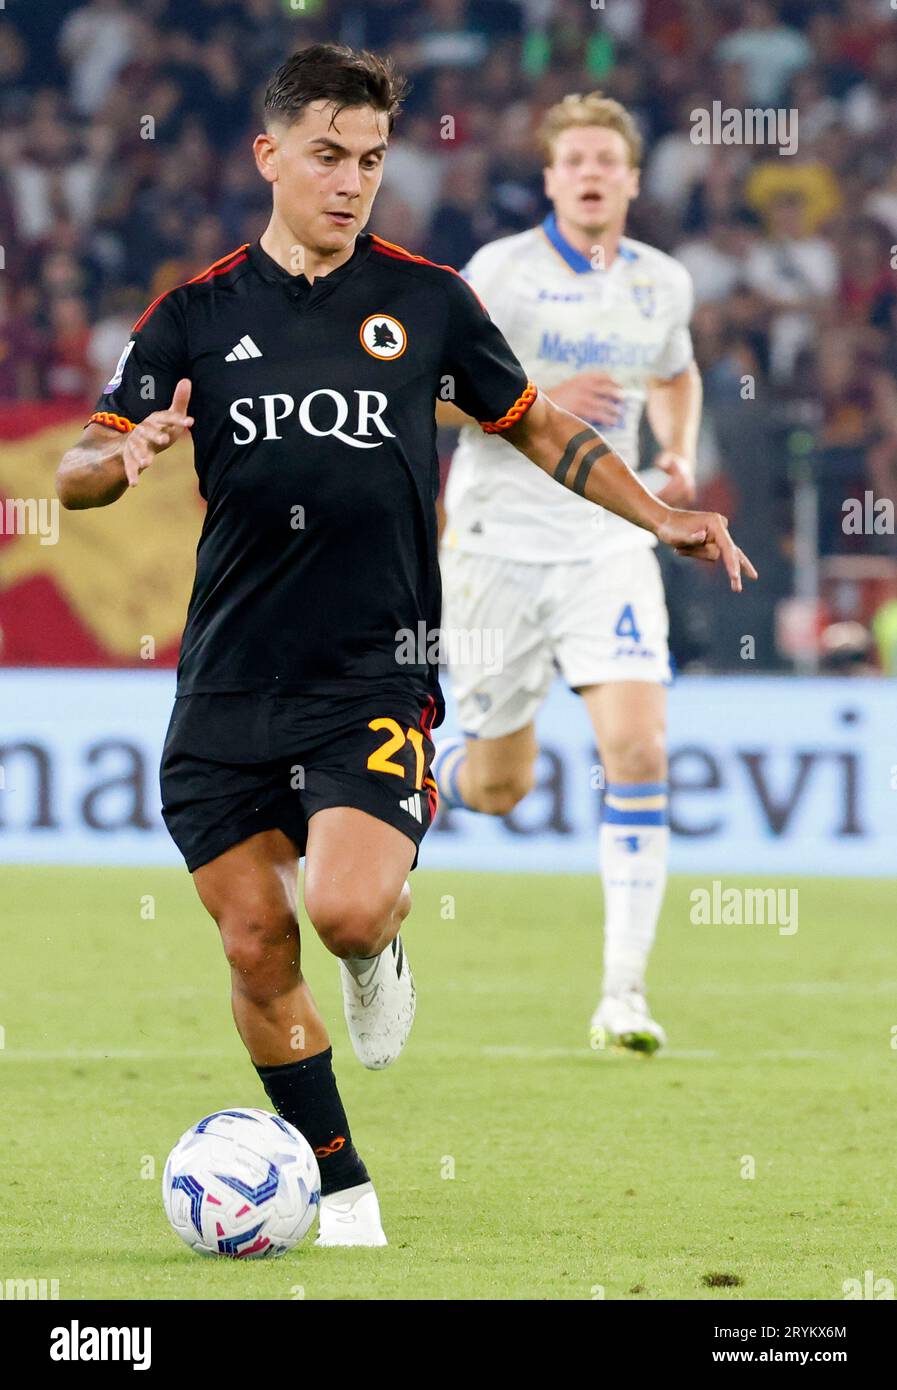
left=255, top=1047, right=370, bottom=1197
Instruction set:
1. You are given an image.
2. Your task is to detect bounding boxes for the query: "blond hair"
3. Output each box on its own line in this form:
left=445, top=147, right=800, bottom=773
left=538, top=92, right=643, bottom=168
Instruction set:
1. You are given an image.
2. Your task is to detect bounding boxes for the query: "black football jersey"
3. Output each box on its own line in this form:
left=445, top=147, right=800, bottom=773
left=90, top=235, right=536, bottom=716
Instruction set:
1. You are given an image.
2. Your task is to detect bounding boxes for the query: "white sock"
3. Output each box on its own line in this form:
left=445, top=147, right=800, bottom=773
left=341, top=933, right=405, bottom=980
left=431, top=736, right=470, bottom=810
left=341, top=953, right=379, bottom=979
left=599, top=801, right=669, bottom=996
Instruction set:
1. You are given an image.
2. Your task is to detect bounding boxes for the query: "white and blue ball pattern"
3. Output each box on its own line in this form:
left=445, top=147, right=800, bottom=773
left=163, top=1108, right=320, bottom=1258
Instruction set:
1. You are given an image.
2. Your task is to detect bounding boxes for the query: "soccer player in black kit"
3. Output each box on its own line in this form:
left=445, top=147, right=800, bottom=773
left=56, top=44, right=756, bottom=1246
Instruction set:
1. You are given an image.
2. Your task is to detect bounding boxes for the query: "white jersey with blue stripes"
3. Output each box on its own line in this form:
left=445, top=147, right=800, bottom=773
left=443, top=214, right=695, bottom=562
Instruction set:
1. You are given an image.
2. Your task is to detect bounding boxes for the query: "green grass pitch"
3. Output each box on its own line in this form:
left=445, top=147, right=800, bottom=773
left=1, top=866, right=894, bottom=1301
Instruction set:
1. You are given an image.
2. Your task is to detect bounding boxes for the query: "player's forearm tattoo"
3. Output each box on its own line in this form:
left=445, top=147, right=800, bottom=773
left=553, top=429, right=611, bottom=496
left=553, top=428, right=592, bottom=486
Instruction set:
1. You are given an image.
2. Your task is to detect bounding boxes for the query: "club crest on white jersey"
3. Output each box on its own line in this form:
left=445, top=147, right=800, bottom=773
left=631, top=278, right=657, bottom=319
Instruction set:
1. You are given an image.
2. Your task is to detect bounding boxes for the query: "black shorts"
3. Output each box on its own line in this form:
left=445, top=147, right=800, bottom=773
left=160, top=689, right=440, bottom=873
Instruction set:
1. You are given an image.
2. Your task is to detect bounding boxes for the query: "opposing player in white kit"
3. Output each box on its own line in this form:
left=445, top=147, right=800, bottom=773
left=434, top=94, right=704, bottom=1053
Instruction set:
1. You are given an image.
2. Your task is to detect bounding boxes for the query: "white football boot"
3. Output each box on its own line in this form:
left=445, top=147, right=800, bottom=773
left=589, top=989, right=666, bottom=1055
left=339, top=934, right=416, bottom=1070
left=314, top=1181, right=387, bottom=1248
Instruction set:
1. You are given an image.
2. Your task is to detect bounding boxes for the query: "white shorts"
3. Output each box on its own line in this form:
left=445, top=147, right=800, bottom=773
left=439, top=545, right=671, bottom=739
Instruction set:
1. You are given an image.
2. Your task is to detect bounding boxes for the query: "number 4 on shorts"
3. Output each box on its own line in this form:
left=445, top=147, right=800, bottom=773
left=614, top=603, right=641, bottom=643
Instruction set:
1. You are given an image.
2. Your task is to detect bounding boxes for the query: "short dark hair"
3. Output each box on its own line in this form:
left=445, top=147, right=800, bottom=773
left=264, top=43, right=408, bottom=134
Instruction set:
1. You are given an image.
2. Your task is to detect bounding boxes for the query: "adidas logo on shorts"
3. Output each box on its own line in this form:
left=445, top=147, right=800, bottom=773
left=399, top=793, right=423, bottom=823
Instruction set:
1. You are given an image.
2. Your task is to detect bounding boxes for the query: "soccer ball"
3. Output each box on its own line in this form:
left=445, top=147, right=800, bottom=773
left=163, top=1107, right=320, bottom=1258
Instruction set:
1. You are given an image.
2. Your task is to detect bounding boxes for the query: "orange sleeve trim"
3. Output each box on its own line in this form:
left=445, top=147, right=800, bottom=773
left=131, top=244, right=250, bottom=332
left=371, top=234, right=489, bottom=313
left=480, top=381, right=538, bottom=434
left=370, top=234, right=455, bottom=274
left=186, top=243, right=250, bottom=286
left=89, top=411, right=136, bottom=434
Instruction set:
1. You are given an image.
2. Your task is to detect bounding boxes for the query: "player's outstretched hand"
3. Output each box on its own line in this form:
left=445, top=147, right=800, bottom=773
left=656, top=509, right=758, bottom=593
left=122, top=379, right=194, bottom=486
left=655, top=449, right=696, bottom=506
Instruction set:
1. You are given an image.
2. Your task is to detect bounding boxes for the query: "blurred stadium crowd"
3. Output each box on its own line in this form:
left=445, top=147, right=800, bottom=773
left=2, top=0, right=897, bottom=670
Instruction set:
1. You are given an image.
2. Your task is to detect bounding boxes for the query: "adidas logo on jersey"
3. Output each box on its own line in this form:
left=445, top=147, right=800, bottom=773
left=399, top=793, right=423, bottom=823
left=225, top=335, right=263, bottom=361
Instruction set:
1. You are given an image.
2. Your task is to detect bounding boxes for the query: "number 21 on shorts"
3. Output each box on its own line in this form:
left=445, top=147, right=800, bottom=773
left=367, top=718, right=426, bottom=788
